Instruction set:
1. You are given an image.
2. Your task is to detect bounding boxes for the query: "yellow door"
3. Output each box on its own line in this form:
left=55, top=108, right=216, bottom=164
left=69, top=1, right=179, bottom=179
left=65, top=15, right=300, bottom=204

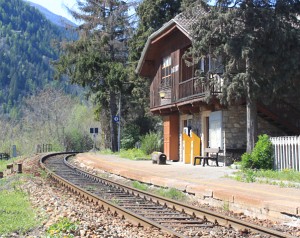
left=191, top=132, right=201, bottom=165
left=183, top=133, right=191, bottom=164
left=183, top=131, right=201, bottom=164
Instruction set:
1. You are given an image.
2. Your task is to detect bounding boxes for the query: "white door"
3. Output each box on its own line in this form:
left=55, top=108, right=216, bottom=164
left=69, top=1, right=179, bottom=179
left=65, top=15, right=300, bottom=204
left=209, top=111, right=223, bottom=149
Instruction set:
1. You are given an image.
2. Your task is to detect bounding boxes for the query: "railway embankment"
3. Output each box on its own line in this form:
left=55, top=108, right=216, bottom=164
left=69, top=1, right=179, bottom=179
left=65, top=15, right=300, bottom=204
left=74, top=153, right=300, bottom=226
left=1, top=153, right=299, bottom=237
left=1, top=154, right=166, bottom=238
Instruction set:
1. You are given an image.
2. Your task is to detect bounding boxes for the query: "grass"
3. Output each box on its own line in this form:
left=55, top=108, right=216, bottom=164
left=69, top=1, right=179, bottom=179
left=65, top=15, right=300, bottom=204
left=97, top=149, right=115, bottom=155
left=230, top=168, right=300, bottom=188
left=119, top=148, right=150, bottom=160
left=255, top=169, right=300, bottom=182
left=132, top=181, right=187, bottom=202
left=89, top=148, right=151, bottom=160
left=95, top=148, right=150, bottom=160
left=132, top=181, right=149, bottom=191
left=222, top=201, right=230, bottom=211
left=0, top=177, right=39, bottom=236
left=39, top=168, right=49, bottom=179
left=155, top=187, right=187, bottom=201
left=46, top=217, right=78, bottom=238
left=0, top=156, right=22, bottom=172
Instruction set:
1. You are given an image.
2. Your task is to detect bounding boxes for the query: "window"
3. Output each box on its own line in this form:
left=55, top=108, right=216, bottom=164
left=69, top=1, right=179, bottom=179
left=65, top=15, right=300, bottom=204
left=209, top=55, right=223, bottom=74
left=161, top=56, right=172, bottom=88
left=200, top=58, right=205, bottom=72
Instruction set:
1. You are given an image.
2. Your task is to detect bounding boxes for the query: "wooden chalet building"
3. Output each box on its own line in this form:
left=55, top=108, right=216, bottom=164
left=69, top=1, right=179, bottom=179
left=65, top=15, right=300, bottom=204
left=136, top=14, right=300, bottom=164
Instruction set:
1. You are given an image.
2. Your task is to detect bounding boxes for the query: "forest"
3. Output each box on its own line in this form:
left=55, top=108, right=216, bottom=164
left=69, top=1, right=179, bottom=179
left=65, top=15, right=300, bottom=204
left=0, top=0, right=75, bottom=115
left=0, top=0, right=182, bottom=155
left=0, top=0, right=89, bottom=154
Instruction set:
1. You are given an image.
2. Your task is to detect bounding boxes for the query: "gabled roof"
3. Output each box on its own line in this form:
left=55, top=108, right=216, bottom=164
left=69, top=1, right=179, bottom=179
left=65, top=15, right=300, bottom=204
left=136, top=13, right=194, bottom=75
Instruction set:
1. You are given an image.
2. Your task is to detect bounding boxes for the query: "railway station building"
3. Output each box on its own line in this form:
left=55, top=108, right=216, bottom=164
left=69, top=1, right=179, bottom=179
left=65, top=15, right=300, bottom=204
left=136, top=13, right=300, bottom=164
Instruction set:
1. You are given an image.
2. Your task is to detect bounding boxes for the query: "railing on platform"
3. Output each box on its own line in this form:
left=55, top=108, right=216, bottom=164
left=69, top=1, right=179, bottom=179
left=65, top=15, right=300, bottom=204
left=270, top=136, right=300, bottom=171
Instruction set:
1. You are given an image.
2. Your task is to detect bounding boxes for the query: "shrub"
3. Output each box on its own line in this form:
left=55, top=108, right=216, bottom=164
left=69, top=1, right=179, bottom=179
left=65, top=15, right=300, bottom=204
left=121, top=124, right=140, bottom=150
left=241, top=134, right=273, bottom=170
left=240, top=152, right=252, bottom=169
left=64, top=129, right=93, bottom=152
left=140, top=131, right=163, bottom=155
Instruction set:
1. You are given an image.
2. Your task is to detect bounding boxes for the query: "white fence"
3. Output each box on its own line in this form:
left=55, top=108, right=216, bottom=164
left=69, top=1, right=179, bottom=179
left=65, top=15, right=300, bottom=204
left=270, top=136, right=300, bottom=171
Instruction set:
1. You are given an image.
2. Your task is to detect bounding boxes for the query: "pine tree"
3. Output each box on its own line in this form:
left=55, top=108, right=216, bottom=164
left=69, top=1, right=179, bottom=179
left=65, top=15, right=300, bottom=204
left=55, top=0, right=132, bottom=151
left=185, top=0, right=300, bottom=152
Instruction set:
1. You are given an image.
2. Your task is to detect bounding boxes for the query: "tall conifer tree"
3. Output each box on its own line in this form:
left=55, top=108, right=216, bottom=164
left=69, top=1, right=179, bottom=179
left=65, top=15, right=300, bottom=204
left=184, top=0, right=300, bottom=151
left=55, top=0, right=133, bottom=151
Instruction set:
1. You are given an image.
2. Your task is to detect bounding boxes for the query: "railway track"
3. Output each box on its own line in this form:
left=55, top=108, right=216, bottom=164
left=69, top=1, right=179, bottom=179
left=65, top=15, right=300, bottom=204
left=40, top=152, right=296, bottom=238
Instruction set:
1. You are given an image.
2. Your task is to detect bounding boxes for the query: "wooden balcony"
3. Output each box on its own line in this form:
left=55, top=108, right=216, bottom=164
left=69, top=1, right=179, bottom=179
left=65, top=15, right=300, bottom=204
left=178, top=77, right=207, bottom=100
left=150, top=77, right=222, bottom=110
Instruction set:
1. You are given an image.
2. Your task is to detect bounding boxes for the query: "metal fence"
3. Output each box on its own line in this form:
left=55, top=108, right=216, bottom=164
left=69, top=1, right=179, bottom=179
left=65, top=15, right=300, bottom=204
left=270, top=136, right=300, bottom=171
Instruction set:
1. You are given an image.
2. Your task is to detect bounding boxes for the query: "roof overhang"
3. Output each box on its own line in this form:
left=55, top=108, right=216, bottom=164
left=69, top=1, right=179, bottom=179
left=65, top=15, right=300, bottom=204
left=136, top=19, right=192, bottom=76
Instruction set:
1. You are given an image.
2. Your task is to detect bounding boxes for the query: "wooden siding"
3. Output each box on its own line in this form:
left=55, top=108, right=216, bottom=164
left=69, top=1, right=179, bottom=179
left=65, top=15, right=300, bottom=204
left=149, top=29, right=191, bottom=109
left=148, top=30, right=223, bottom=110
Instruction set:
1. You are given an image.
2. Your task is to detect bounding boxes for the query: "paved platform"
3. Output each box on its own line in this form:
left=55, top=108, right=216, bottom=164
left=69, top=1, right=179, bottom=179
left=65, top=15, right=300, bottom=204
left=75, top=153, right=300, bottom=225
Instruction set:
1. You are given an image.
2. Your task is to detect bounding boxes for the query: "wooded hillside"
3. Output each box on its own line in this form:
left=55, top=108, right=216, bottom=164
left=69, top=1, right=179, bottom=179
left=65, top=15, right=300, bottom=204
left=0, top=0, right=74, bottom=115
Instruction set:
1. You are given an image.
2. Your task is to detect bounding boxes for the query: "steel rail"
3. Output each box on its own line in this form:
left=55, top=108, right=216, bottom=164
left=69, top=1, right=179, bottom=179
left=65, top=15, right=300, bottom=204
left=40, top=152, right=296, bottom=238
left=40, top=152, right=186, bottom=238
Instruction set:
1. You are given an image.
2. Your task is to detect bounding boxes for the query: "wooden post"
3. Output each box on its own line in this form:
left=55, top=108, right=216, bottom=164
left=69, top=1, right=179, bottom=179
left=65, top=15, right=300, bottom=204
left=17, top=163, right=22, bottom=173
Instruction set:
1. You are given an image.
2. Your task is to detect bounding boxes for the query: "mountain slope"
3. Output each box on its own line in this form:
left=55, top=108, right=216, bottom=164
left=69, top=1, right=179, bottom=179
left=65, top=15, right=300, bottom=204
left=0, top=0, right=72, bottom=114
left=24, top=1, right=77, bottom=28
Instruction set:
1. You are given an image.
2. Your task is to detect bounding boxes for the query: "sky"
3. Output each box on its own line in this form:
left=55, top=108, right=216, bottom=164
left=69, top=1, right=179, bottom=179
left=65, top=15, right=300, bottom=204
left=26, top=0, right=78, bottom=22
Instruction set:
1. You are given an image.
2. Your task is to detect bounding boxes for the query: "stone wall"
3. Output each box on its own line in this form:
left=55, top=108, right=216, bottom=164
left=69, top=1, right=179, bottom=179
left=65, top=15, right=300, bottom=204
left=223, top=105, right=286, bottom=150
left=223, top=105, right=247, bottom=149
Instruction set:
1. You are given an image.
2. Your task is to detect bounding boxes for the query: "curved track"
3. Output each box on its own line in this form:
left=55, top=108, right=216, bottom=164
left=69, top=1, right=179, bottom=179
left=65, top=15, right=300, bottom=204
left=40, top=152, right=296, bottom=238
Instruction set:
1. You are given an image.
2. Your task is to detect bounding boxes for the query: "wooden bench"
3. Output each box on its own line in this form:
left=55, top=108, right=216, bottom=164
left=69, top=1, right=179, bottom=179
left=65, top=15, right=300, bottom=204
left=194, top=147, right=222, bottom=166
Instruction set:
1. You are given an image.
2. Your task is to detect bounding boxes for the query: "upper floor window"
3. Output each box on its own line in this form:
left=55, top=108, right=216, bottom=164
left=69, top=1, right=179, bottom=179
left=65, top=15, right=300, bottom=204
left=161, top=56, right=172, bottom=88
left=208, top=55, right=223, bottom=74
left=198, top=55, right=224, bottom=75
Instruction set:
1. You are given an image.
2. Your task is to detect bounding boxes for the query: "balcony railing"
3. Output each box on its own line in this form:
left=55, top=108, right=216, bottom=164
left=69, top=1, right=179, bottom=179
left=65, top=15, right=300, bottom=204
left=150, top=76, right=222, bottom=109
left=178, top=77, right=207, bottom=99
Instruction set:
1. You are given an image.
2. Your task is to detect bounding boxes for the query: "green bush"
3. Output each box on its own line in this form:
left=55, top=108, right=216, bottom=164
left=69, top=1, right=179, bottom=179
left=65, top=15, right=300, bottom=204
left=241, top=134, right=273, bottom=170
left=64, top=129, right=93, bottom=152
left=121, top=124, right=140, bottom=150
left=140, top=131, right=162, bottom=155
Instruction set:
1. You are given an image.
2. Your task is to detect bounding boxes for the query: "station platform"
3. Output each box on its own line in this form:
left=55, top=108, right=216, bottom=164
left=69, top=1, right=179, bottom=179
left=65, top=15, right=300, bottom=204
left=75, top=153, right=300, bottom=225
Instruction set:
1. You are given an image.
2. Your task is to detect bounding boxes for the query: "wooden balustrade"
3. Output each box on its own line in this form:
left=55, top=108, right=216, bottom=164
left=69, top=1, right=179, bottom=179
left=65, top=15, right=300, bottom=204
left=150, top=77, right=221, bottom=108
